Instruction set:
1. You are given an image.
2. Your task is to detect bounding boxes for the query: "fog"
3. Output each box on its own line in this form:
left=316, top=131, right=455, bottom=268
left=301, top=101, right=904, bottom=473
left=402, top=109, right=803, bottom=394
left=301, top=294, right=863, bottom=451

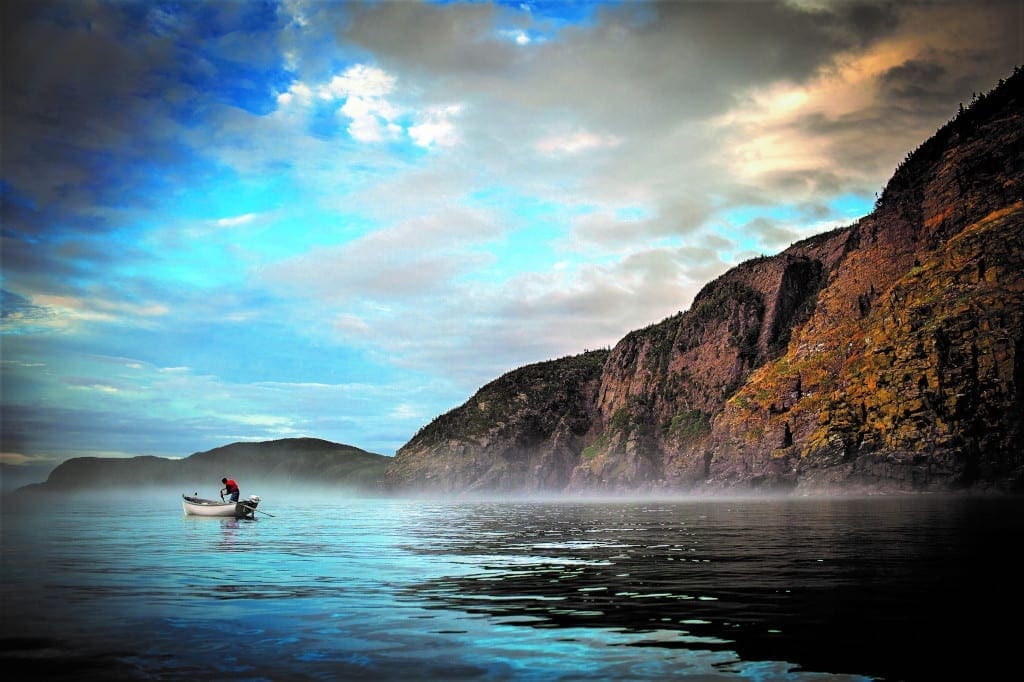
left=3, top=479, right=933, bottom=518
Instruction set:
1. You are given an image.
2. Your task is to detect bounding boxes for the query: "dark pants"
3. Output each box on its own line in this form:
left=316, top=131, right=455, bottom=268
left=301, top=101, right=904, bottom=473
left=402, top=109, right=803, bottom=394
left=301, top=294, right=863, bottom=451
left=228, top=491, right=239, bottom=502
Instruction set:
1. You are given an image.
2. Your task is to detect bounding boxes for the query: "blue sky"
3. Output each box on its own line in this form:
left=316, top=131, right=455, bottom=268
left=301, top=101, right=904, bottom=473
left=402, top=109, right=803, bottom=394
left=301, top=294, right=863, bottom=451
left=2, top=0, right=1022, bottom=468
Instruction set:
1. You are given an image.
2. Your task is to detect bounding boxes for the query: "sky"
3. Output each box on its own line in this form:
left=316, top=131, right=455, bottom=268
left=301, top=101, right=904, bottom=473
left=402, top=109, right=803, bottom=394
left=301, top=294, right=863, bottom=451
left=2, top=0, right=1022, bottom=470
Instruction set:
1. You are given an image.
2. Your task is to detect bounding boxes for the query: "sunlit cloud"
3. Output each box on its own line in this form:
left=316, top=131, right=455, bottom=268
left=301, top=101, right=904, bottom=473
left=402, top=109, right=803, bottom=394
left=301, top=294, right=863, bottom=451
left=64, top=379, right=123, bottom=394
left=409, top=104, right=462, bottom=148
left=19, top=295, right=169, bottom=328
left=1, top=451, right=50, bottom=465
left=224, top=413, right=297, bottom=429
left=277, top=63, right=404, bottom=142
left=501, top=29, right=532, bottom=46
left=321, top=64, right=397, bottom=99
left=216, top=213, right=260, bottom=228
left=276, top=81, right=314, bottom=105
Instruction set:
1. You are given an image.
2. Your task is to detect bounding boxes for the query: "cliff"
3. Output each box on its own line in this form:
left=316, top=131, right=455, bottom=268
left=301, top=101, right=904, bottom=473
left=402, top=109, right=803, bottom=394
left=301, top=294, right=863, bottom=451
left=386, top=351, right=608, bottom=493
left=385, top=67, right=1024, bottom=496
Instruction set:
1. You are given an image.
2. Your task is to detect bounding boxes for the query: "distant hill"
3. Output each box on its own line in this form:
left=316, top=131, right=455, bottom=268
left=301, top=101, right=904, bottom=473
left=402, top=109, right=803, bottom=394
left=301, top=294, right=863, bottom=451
left=13, top=438, right=391, bottom=495
left=386, top=67, right=1024, bottom=496
left=1, top=462, right=56, bottom=494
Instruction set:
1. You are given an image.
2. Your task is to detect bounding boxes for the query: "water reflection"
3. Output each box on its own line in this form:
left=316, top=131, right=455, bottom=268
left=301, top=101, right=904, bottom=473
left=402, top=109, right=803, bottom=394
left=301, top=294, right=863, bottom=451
left=398, top=497, right=1022, bottom=681
left=4, top=494, right=1020, bottom=681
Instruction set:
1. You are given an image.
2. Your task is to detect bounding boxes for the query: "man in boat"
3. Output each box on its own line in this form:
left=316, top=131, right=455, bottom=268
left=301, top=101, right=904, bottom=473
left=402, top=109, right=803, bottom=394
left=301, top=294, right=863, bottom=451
left=221, top=477, right=240, bottom=502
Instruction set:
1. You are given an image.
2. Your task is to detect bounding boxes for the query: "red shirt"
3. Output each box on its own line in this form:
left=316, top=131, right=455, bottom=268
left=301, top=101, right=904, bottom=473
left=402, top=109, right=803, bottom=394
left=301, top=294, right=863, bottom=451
left=224, top=479, right=239, bottom=494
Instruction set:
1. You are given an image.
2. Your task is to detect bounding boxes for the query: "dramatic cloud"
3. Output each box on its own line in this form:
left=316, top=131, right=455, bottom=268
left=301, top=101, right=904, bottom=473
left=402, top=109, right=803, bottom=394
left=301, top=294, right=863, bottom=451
left=2, top=0, right=1020, bottom=466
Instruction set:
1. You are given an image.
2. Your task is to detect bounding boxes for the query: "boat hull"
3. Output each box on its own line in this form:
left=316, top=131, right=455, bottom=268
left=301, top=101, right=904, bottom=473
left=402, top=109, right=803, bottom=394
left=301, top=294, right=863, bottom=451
left=182, top=494, right=259, bottom=519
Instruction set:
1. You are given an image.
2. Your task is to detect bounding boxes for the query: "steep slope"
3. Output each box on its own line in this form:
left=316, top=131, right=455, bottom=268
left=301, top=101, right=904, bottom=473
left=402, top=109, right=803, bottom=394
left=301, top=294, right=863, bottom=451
left=385, top=351, right=608, bottom=493
left=701, top=202, right=1023, bottom=493
left=385, top=68, right=1024, bottom=495
left=569, top=246, right=836, bottom=491
left=701, top=71, right=1024, bottom=493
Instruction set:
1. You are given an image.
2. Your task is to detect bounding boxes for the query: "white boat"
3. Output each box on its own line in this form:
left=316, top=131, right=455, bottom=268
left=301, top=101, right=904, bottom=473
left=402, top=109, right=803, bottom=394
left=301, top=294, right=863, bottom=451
left=182, top=494, right=261, bottom=519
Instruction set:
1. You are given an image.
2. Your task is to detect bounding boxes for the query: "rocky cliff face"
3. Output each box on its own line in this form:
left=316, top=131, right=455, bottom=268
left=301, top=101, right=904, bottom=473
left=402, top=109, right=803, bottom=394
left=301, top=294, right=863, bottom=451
left=385, top=351, right=608, bottom=493
left=385, top=68, right=1024, bottom=495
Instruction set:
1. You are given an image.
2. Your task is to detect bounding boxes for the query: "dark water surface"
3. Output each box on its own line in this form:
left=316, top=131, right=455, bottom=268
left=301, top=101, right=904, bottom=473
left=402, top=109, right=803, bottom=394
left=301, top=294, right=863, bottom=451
left=1, top=493, right=1019, bottom=680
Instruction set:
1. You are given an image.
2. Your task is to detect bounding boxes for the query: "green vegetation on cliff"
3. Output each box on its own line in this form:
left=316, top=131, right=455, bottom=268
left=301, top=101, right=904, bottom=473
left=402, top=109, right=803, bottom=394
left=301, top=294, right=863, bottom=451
left=407, top=350, right=609, bottom=449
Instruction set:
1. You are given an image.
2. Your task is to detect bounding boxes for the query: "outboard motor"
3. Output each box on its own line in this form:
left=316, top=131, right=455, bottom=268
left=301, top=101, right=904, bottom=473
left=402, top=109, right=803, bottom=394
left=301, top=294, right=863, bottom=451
left=247, top=495, right=260, bottom=508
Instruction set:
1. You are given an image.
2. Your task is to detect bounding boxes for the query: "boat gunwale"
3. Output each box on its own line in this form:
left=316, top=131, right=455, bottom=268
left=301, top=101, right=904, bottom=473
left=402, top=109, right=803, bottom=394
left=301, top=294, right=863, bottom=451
left=182, top=494, right=236, bottom=507
left=182, top=494, right=259, bottom=518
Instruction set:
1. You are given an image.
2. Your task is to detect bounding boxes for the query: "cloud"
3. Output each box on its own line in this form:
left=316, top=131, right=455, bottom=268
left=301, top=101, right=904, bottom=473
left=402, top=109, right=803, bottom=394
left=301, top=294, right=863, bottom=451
left=216, top=213, right=260, bottom=228
left=339, top=1, right=518, bottom=77
left=326, top=65, right=404, bottom=142
left=330, top=0, right=1018, bottom=221
left=277, top=63, right=405, bottom=142
left=4, top=0, right=1021, bottom=466
left=35, top=294, right=168, bottom=323
left=0, top=348, right=442, bottom=458
left=709, top=2, right=1023, bottom=202
left=276, top=63, right=464, bottom=146
left=263, top=206, right=503, bottom=301
left=237, top=0, right=1024, bottom=395
left=536, top=130, right=621, bottom=156
left=0, top=451, right=54, bottom=466
left=568, top=198, right=714, bottom=249
left=265, top=231, right=728, bottom=391
left=1, top=290, right=56, bottom=334
left=1, top=1, right=286, bottom=235
left=277, top=81, right=315, bottom=105
left=409, top=104, right=463, bottom=148
left=321, top=63, right=397, bottom=99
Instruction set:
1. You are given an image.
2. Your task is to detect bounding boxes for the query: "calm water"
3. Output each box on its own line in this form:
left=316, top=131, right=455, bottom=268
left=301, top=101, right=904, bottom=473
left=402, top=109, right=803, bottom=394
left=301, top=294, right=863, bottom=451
left=1, top=492, right=1020, bottom=680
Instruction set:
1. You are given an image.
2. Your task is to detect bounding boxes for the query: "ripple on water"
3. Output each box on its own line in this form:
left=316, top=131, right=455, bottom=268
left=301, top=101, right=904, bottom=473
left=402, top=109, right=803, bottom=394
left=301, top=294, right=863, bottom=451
left=3, top=495, right=1020, bottom=681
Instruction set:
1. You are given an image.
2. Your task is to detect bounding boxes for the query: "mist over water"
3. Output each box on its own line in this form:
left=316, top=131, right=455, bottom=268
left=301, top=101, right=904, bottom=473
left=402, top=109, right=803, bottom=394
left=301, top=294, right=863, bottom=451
left=1, top=491, right=1019, bottom=680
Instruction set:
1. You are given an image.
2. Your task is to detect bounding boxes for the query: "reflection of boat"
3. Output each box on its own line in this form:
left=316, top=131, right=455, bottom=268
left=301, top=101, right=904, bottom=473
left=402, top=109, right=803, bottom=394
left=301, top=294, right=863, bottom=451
left=182, top=494, right=261, bottom=519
